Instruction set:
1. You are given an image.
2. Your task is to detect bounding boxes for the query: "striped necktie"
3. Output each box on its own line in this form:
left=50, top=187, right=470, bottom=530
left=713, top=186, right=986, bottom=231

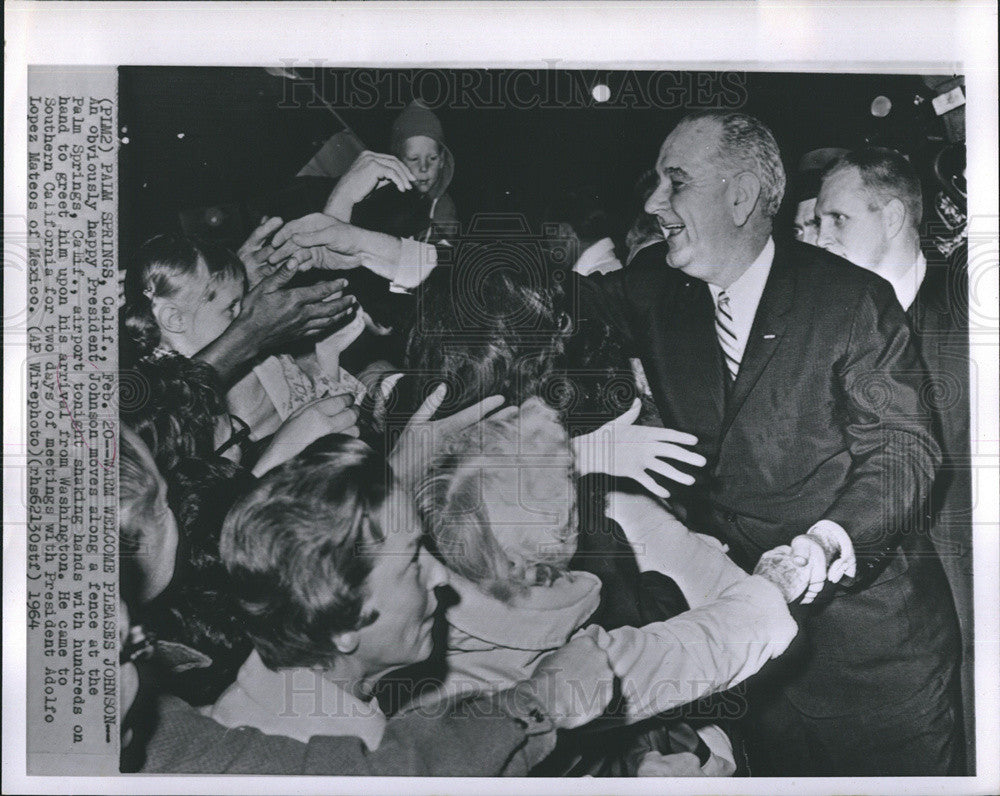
left=715, top=290, right=740, bottom=381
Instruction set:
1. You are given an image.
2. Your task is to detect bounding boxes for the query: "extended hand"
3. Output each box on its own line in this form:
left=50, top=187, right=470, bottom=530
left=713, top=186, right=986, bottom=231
left=268, top=213, right=365, bottom=272
left=233, top=263, right=357, bottom=355
left=753, top=545, right=810, bottom=604
left=388, top=383, right=505, bottom=491
left=252, top=393, right=359, bottom=477
left=572, top=398, right=705, bottom=499
left=238, top=216, right=283, bottom=287
left=324, top=150, right=414, bottom=221
left=789, top=522, right=857, bottom=604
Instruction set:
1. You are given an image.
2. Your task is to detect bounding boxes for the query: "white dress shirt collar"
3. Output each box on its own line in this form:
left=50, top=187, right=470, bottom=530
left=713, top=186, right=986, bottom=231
left=882, top=250, right=927, bottom=311
left=707, top=237, right=775, bottom=355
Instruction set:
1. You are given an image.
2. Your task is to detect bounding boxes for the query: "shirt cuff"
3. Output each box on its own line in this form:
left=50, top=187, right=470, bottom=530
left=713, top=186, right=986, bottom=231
left=388, top=239, right=437, bottom=293
left=807, top=519, right=855, bottom=564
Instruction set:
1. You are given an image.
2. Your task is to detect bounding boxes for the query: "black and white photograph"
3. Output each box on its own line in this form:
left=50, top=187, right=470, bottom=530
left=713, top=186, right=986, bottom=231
left=4, top=3, right=998, bottom=795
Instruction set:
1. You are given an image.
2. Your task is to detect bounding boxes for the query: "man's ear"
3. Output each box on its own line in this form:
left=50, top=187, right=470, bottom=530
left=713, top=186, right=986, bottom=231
left=151, top=299, right=187, bottom=336
left=730, top=171, right=762, bottom=226
left=881, top=197, right=907, bottom=241
left=332, top=631, right=359, bottom=655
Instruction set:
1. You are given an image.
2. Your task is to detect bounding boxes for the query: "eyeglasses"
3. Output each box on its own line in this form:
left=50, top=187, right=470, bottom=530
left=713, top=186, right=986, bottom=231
left=214, top=413, right=252, bottom=458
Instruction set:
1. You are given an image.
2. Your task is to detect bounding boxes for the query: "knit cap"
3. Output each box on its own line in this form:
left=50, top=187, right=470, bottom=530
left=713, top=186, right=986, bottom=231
left=389, top=101, right=455, bottom=200
left=391, top=101, right=446, bottom=155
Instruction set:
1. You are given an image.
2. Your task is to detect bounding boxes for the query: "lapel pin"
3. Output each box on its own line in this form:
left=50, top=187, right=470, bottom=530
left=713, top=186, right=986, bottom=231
left=763, top=334, right=776, bottom=339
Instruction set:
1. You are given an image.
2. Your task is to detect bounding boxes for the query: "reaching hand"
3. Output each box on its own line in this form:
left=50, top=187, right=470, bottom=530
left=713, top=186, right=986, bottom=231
left=789, top=522, right=857, bottom=604
left=268, top=213, right=364, bottom=272
left=522, top=635, right=615, bottom=731
left=252, top=393, right=359, bottom=477
left=571, top=398, right=705, bottom=499
left=753, top=545, right=815, bottom=603
left=238, top=216, right=284, bottom=286
left=233, top=262, right=357, bottom=355
left=324, top=150, right=414, bottom=221
left=388, top=384, right=505, bottom=492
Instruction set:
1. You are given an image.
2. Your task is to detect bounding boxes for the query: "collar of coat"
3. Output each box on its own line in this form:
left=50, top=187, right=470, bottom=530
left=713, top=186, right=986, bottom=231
left=445, top=569, right=602, bottom=651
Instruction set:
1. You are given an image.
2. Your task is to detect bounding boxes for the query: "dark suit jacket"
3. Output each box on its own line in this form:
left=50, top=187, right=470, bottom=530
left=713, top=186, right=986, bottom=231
left=910, top=243, right=972, bottom=613
left=912, top=242, right=974, bottom=770
left=581, top=238, right=959, bottom=716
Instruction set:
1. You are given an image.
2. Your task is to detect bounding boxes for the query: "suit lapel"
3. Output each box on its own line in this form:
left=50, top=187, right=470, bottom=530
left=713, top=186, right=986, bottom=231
left=720, top=248, right=796, bottom=439
left=659, top=278, right=726, bottom=432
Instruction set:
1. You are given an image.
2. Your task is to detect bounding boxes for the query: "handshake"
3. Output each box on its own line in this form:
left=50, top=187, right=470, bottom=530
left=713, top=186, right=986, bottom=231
left=753, top=523, right=857, bottom=605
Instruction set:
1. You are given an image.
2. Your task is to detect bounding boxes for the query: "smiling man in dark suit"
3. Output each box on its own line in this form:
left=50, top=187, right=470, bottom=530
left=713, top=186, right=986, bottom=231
left=581, top=110, right=962, bottom=775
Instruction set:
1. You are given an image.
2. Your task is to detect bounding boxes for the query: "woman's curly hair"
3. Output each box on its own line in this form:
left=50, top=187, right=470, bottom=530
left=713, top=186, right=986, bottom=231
left=120, top=353, right=227, bottom=476
left=220, top=436, right=390, bottom=671
left=397, top=245, right=638, bottom=432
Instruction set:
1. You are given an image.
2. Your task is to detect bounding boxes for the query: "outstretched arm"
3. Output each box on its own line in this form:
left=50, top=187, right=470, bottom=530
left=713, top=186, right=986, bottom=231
left=269, top=213, right=438, bottom=291
left=579, top=573, right=797, bottom=724
left=604, top=490, right=746, bottom=607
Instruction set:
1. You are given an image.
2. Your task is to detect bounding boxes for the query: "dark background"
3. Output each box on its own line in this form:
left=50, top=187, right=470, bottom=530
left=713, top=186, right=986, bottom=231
left=118, top=67, right=960, bottom=258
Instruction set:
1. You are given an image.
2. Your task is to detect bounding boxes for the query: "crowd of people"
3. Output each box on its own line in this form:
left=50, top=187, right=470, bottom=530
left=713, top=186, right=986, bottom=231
left=117, top=102, right=971, bottom=777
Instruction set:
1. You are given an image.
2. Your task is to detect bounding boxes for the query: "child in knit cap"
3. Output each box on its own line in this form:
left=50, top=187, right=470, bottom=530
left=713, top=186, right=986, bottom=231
left=340, top=100, right=458, bottom=243
left=391, top=100, right=457, bottom=233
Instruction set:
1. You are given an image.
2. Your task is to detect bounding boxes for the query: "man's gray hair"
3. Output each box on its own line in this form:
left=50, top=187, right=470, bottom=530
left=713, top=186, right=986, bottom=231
left=681, top=110, right=787, bottom=218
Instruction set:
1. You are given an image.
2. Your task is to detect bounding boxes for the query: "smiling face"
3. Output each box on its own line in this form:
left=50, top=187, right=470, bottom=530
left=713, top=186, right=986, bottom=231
left=644, top=119, right=740, bottom=284
left=351, top=493, right=448, bottom=678
left=815, top=166, right=890, bottom=269
left=401, top=135, right=442, bottom=194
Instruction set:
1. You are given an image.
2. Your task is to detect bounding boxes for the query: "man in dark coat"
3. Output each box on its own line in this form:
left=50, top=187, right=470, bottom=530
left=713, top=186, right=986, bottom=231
left=816, top=146, right=972, bottom=772
left=580, top=111, right=961, bottom=775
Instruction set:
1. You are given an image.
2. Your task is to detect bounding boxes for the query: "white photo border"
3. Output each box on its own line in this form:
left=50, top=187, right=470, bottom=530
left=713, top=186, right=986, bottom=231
left=4, top=2, right=998, bottom=794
